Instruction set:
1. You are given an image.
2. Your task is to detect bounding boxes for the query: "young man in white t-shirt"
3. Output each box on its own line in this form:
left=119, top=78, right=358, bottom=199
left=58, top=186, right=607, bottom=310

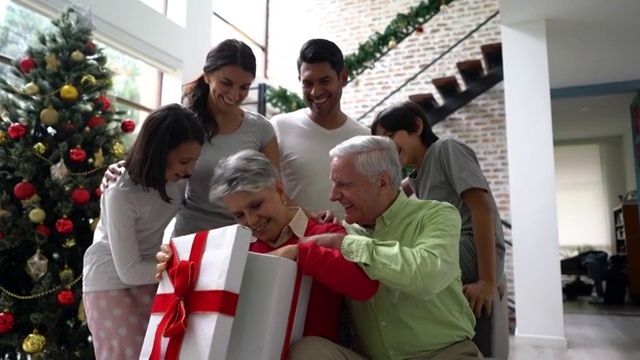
left=271, top=39, right=369, bottom=220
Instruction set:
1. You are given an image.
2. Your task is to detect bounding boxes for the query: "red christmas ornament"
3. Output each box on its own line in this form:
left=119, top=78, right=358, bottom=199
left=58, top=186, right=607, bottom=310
left=120, top=119, right=135, bottom=133
left=55, top=217, right=74, bottom=234
left=0, top=232, right=3, bottom=240
left=0, top=311, right=15, bottom=333
left=57, top=289, right=75, bottom=305
left=416, top=26, right=424, bottom=33
left=71, top=188, right=91, bottom=205
left=13, top=181, right=36, bottom=200
left=69, top=147, right=87, bottom=162
left=7, top=123, right=27, bottom=139
left=84, top=42, right=97, bottom=55
left=63, top=122, right=77, bottom=134
left=87, top=116, right=105, bottom=128
left=18, top=57, right=37, bottom=73
left=94, top=187, right=102, bottom=198
left=35, top=224, right=50, bottom=237
left=95, top=96, right=111, bottom=112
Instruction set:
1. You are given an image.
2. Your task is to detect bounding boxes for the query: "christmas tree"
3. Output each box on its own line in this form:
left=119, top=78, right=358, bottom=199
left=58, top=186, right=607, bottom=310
left=0, top=6, right=134, bottom=359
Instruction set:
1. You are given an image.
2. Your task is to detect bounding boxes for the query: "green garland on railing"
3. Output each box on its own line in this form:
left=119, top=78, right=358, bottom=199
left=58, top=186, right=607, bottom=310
left=265, top=0, right=454, bottom=114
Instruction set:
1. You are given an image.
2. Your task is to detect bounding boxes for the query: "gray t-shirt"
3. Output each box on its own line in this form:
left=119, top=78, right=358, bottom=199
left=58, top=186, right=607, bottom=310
left=408, top=138, right=505, bottom=284
left=172, top=111, right=275, bottom=236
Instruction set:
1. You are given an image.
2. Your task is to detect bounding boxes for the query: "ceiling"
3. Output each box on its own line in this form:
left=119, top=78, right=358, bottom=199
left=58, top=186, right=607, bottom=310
left=499, top=0, right=640, bottom=88
left=552, top=93, right=635, bottom=125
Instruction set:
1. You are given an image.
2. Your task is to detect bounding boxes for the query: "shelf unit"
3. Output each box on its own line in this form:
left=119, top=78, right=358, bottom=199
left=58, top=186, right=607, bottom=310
left=613, top=203, right=640, bottom=299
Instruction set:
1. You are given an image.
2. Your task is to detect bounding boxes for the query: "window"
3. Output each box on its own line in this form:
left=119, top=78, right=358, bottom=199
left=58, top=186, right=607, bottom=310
left=0, top=1, right=165, bottom=130
left=555, top=144, right=611, bottom=254
left=0, top=0, right=50, bottom=84
left=212, top=0, right=267, bottom=78
left=138, top=0, right=186, bottom=27
left=102, top=45, right=162, bottom=110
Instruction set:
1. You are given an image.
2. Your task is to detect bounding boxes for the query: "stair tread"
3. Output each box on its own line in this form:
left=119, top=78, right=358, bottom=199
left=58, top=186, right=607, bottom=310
left=481, top=42, right=503, bottom=71
left=409, top=93, right=439, bottom=113
left=457, top=60, right=485, bottom=86
left=432, top=76, right=461, bottom=99
left=457, top=60, right=483, bottom=70
left=409, top=93, right=436, bottom=102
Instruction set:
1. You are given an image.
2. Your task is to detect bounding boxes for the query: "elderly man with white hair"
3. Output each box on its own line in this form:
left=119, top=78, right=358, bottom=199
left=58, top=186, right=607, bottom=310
left=289, top=135, right=482, bottom=360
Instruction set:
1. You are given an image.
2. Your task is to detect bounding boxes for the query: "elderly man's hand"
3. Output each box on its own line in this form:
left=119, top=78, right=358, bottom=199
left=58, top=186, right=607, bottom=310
left=303, top=233, right=346, bottom=249
left=155, top=244, right=173, bottom=280
left=463, top=279, right=495, bottom=317
left=267, top=245, right=298, bottom=261
left=310, top=210, right=339, bottom=224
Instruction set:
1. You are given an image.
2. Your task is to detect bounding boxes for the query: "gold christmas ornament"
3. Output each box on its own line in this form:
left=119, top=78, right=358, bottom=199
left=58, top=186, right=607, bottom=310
left=39, top=106, right=59, bottom=126
left=388, top=40, right=397, bottom=49
left=33, top=142, right=47, bottom=155
left=112, top=142, right=126, bottom=158
left=62, top=237, right=77, bottom=248
left=22, top=330, right=46, bottom=354
left=78, top=300, right=87, bottom=322
left=44, top=53, right=60, bottom=71
left=81, top=75, right=96, bottom=86
left=440, top=0, right=449, bottom=10
left=93, top=148, right=104, bottom=168
left=26, top=250, right=48, bottom=281
left=0, top=204, right=10, bottom=218
left=89, top=216, right=100, bottom=232
left=70, top=50, right=85, bottom=63
left=28, top=208, right=46, bottom=224
left=60, top=84, right=79, bottom=102
left=59, top=265, right=74, bottom=282
left=24, top=82, right=40, bottom=96
left=0, top=130, right=7, bottom=145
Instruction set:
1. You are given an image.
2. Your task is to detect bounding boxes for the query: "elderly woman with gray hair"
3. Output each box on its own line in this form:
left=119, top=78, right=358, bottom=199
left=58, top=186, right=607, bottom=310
left=155, top=149, right=378, bottom=347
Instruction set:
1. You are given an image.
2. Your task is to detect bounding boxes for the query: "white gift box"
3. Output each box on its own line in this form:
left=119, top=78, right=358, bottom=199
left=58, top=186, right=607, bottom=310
left=227, top=252, right=312, bottom=360
left=140, top=225, right=312, bottom=360
left=140, top=225, right=252, bottom=360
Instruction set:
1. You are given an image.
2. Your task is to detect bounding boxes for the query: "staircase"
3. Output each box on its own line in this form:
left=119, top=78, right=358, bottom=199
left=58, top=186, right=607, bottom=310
left=409, top=42, right=503, bottom=126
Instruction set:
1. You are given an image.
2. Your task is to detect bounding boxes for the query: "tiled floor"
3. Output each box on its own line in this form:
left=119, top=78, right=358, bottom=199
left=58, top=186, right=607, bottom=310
left=509, top=300, right=640, bottom=360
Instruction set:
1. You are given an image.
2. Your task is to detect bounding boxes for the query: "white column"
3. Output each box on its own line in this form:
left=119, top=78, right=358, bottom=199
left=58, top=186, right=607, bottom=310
left=182, top=0, right=213, bottom=83
left=502, top=19, right=567, bottom=348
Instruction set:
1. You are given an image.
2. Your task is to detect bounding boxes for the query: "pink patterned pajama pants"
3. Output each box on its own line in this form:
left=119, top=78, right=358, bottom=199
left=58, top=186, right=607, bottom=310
left=83, top=284, right=158, bottom=360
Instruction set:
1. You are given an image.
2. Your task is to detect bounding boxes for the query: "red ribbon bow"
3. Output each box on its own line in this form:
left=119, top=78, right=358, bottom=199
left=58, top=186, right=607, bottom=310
left=149, top=231, right=240, bottom=360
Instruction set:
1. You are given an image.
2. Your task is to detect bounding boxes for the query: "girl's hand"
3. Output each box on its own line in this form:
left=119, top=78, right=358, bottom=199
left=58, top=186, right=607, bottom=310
left=155, top=244, right=173, bottom=280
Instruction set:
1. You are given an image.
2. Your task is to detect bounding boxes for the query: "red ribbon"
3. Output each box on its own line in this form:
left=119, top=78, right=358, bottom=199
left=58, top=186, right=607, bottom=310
left=149, top=231, right=239, bottom=360
left=281, top=270, right=304, bottom=360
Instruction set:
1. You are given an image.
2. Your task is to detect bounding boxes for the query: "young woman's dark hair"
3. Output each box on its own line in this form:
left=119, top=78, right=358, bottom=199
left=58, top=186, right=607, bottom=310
left=182, top=39, right=256, bottom=139
left=371, top=101, right=439, bottom=147
left=297, top=38, right=345, bottom=76
left=125, top=103, right=204, bottom=203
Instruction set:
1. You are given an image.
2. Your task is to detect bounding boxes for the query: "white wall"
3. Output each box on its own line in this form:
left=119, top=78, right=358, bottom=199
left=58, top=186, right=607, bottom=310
left=502, top=19, right=567, bottom=348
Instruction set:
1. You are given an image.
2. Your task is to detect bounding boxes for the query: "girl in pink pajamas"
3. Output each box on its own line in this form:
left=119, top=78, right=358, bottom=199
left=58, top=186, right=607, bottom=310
left=82, top=104, right=204, bottom=360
